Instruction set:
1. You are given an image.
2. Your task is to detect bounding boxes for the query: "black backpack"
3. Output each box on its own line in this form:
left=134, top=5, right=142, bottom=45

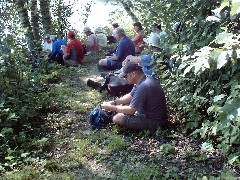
left=87, top=74, right=133, bottom=98
left=101, top=74, right=133, bottom=97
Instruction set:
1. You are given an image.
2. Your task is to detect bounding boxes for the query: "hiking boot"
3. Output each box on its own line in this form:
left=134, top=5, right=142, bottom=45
left=87, top=79, right=102, bottom=90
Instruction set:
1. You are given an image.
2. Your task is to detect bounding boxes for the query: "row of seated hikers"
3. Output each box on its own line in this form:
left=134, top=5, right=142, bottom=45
left=42, top=24, right=141, bottom=66
left=42, top=21, right=166, bottom=67
left=46, top=31, right=84, bottom=66
left=88, top=26, right=176, bottom=132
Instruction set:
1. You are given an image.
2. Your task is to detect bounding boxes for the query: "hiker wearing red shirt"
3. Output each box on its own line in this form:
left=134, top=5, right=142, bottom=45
left=62, top=30, right=84, bottom=66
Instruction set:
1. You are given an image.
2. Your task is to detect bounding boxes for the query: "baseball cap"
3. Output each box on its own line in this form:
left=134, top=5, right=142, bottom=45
left=68, top=30, right=75, bottom=38
left=119, top=61, right=142, bottom=78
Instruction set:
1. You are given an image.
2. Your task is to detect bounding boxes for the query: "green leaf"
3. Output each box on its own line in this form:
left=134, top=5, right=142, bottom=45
left=193, top=154, right=208, bottom=161
left=183, top=64, right=194, bottom=76
left=0, top=98, right=5, bottom=108
left=213, top=94, right=226, bottom=102
left=215, top=32, right=233, bottom=44
left=230, top=134, right=238, bottom=144
left=211, top=124, right=218, bottom=135
left=5, top=156, right=14, bottom=161
left=7, top=113, right=18, bottom=121
left=230, top=2, right=240, bottom=17
left=1, top=128, right=13, bottom=135
left=228, top=154, right=239, bottom=165
left=21, top=152, right=29, bottom=158
left=217, top=51, right=229, bottom=69
left=201, top=142, right=215, bottom=152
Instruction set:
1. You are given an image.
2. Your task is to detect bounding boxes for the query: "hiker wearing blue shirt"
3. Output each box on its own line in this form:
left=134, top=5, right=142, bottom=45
left=98, top=28, right=135, bottom=70
left=114, top=34, right=162, bottom=77
left=48, top=35, right=67, bottom=65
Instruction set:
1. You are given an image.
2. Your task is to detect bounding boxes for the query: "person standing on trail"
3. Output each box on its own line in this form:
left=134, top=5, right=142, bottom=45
left=83, top=27, right=99, bottom=54
left=98, top=28, right=135, bottom=70
left=61, top=30, right=84, bottom=66
left=101, top=61, right=168, bottom=132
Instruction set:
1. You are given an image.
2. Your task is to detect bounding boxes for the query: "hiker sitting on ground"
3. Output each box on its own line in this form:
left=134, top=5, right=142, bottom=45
left=61, top=30, right=84, bottom=66
left=98, top=28, right=135, bottom=70
left=107, top=22, right=119, bottom=44
left=42, top=35, right=52, bottom=52
left=83, top=27, right=99, bottom=54
left=101, top=61, right=168, bottom=132
left=144, top=23, right=167, bottom=51
left=123, top=33, right=165, bottom=76
left=131, top=22, right=145, bottom=55
left=114, top=33, right=170, bottom=76
left=48, top=35, right=67, bottom=65
left=95, top=27, right=107, bottom=50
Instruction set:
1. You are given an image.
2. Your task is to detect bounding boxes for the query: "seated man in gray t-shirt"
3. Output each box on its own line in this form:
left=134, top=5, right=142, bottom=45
left=101, top=61, right=168, bottom=132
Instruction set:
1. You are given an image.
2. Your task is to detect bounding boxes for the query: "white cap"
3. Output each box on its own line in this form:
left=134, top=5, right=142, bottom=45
left=83, top=27, right=91, bottom=33
left=95, top=27, right=103, bottom=33
left=144, top=34, right=161, bottom=48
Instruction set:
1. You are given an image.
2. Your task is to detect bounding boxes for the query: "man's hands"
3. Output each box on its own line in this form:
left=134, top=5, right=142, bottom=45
left=101, top=101, right=116, bottom=112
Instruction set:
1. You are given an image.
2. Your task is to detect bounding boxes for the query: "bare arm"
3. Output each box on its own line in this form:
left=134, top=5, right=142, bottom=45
left=61, top=45, right=69, bottom=60
left=101, top=93, right=136, bottom=115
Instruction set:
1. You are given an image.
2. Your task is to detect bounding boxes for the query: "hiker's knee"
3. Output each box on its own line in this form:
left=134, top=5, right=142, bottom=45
left=99, top=59, right=107, bottom=66
left=112, top=113, right=124, bottom=125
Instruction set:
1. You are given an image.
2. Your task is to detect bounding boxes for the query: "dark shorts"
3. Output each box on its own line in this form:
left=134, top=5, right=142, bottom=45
left=106, top=59, right=122, bottom=70
left=122, top=113, right=164, bottom=132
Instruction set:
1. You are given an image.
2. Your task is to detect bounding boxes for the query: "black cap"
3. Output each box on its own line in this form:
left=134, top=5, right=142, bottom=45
left=119, top=61, right=142, bottom=78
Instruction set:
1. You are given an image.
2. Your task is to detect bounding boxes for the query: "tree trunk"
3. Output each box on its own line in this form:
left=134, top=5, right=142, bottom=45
left=30, top=0, right=41, bottom=42
left=16, top=0, right=34, bottom=51
left=39, top=0, right=52, bottom=35
left=120, top=0, right=139, bottom=22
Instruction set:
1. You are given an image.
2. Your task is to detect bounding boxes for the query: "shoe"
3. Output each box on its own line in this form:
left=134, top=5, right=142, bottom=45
left=87, top=79, right=102, bottom=90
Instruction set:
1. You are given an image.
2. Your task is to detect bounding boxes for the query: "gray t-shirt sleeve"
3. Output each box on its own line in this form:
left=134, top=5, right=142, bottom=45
left=130, top=85, right=147, bottom=112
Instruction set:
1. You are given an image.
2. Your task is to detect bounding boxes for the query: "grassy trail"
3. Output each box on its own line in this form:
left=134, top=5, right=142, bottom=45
left=3, top=52, right=239, bottom=179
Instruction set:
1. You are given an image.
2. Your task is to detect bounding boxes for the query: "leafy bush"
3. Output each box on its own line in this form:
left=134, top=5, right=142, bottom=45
left=147, top=0, right=240, bottom=165
left=0, top=34, right=68, bottom=170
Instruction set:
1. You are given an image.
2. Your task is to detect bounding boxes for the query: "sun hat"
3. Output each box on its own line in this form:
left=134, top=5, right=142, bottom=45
left=68, top=30, right=75, bottom=38
left=119, top=61, right=142, bottom=78
left=83, top=27, right=91, bottom=33
left=95, top=27, right=103, bottom=33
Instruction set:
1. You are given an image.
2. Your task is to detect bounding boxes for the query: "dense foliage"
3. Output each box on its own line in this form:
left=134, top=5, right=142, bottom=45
left=0, top=0, right=74, bottom=172
left=122, top=0, right=240, bottom=165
